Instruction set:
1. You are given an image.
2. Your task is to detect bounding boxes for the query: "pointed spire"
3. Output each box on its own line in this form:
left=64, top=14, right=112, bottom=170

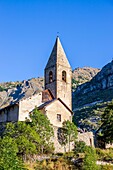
left=45, top=37, right=71, bottom=69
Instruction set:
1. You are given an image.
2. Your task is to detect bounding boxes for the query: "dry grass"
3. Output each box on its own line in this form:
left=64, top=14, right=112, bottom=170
left=25, top=162, right=37, bottom=170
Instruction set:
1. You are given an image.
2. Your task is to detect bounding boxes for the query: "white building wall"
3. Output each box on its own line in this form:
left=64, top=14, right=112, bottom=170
left=18, top=93, right=42, bottom=121
left=78, top=132, right=94, bottom=147
left=45, top=100, right=72, bottom=127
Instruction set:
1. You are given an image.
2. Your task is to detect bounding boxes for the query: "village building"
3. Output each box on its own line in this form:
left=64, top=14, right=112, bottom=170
left=0, top=37, right=94, bottom=152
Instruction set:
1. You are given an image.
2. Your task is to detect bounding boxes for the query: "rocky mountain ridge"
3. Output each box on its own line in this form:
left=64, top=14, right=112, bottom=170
left=0, top=67, right=99, bottom=109
left=73, top=61, right=113, bottom=108
left=72, top=66, right=100, bottom=85
left=73, top=61, right=113, bottom=131
left=0, top=78, right=44, bottom=109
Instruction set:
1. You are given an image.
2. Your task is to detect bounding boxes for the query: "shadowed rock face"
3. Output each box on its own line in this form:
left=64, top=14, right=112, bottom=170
left=73, top=61, right=113, bottom=108
left=0, top=78, right=44, bottom=109
left=73, top=61, right=113, bottom=131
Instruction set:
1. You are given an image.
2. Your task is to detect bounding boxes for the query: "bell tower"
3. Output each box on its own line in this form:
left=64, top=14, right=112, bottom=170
left=44, top=37, right=72, bottom=109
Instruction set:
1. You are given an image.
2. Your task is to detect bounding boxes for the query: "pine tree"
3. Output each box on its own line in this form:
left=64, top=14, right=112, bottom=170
left=101, top=100, right=113, bottom=143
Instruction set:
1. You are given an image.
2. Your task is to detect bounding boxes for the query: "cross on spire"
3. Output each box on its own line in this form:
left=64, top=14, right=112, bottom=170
left=57, top=32, right=59, bottom=37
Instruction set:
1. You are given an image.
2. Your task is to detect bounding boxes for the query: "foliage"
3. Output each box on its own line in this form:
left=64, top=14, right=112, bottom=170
left=74, top=141, right=87, bottom=155
left=0, top=136, right=26, bottom=170
left=99, top=165, right=113, bottom=170
left=73, top=101, right=107, bottom=132
left=1, top=109, right=54, bottom=165
left=29, top=108, right=54, bottom=154
left=101, top=100, right=113, bottom=143
left=3, top=121, right=40, bottom=157
left=35, top=157, right=78, bottom=170
left=72, top=78, right=80, bottom=90
left=63, top=151, right=75, bottom=158
left=96, top=148, right=113, bottom=162
left=96, top=148, right=107, bottom=160
left=0, top=86, right=6, bottom=91
left=83, top=147, right=98, bottom=170
left=58, top=120, right=78, bottom=152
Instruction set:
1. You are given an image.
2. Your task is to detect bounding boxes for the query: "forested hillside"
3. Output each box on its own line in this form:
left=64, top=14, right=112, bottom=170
left=0, top=67, right=99, bottom=109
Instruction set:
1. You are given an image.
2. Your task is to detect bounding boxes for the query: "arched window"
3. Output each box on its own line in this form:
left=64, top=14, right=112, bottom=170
left=49, top=71, right=53, bottom=83
left=62, top=71, right=66, bottom=82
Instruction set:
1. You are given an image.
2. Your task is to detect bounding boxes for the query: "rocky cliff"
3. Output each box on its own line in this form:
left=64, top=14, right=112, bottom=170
left=73, top=67, right=100, bottom=84
left=0, top=78, right=44, bottom=109
left=73, top=61, right=113, bottom=108
left=73, top=61, right=113, bottom=131
left=0, top=67, right=99, bottom=109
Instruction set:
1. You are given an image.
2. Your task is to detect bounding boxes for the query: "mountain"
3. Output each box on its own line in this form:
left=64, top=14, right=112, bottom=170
left=0, top=67, right=99, bottom=109
left=0, top=78, right=44, bottom=109
left=73, top=61, right=113, bottom=131
left=72, top=67, right=100, bottom=87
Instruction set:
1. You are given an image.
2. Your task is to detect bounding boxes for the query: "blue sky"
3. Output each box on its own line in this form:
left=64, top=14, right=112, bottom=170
left=0, top=0, right=113, bottom=82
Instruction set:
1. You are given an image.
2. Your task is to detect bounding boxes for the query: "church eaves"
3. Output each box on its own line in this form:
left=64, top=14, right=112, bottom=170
left=45, top=37, right=71, bottom=69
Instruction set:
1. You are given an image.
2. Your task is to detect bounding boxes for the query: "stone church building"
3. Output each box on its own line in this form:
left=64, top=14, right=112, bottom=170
left=0, top=37, right=94, bottom=152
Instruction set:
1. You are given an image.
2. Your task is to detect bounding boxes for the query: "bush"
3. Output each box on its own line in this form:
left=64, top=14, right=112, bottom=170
left=96, top=148, right=113, bottom=162
left=96, top=148, right=107, bottom=160
left=0, top=86, right=5, bottom=91
left=74, top=141, right=87, bottom=155
left=100, top=165, right=113, bottom=170
left=0, top=137, right=26, bottom=170
left=83, top=147, right=99, bottom=170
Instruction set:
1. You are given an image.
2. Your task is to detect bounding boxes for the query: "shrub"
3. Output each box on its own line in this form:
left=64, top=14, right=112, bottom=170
left=74, top=141, right=87, bottom=155
left=100, top=165, right=113, bottom=170
left=0, top=86, right=5, bottom=91
left=96, top=148, right=113, bottom=162
left=83, top=147, right=99, bottom=170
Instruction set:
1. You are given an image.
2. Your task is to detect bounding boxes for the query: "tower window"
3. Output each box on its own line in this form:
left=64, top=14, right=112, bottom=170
left=49, top=71, right=53, bottom=83
left=57, top=114, right=61, bottom=122
left=62, top=71, right=66, bottom=82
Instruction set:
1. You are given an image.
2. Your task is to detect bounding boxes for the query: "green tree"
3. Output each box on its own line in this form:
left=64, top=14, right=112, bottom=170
left=59, top=120, right=78, bottom=152
left=3, top=121, right=40, bottom=159
left=0, top=137, right=26, bottom=170
left=101, top=100, right=113, bottom=143
left=2, top=109, right=54, bottom=156
left=74, top=141, right=87, bottom=155
left=29, top=108, right=54, bottom=153
left=83, top=147, right=98, bottom=170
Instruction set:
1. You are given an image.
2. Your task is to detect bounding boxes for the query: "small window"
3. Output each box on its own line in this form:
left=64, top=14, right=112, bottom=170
left=57, top=114, right=61, bottom=122
left=49, top=71, right=53, bottom=83
left=62, top=71, right=66, bottom=82
left=90, top=138, right=92, bottom=147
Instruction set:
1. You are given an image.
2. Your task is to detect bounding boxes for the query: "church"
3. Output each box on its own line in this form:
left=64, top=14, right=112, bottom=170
left=0, top=37, right=94, bottom=152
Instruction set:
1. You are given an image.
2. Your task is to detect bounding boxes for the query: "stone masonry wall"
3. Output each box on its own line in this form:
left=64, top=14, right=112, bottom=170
left=45, top=99, right=72, bottom=127
left=57, top=64, right=72, bottom=110
left=52, top=127, right=94, bottom=153
left=77, top=132, right=94, bottom=147
left=45, top=66, right=56, bottom=98
left=18, top=92, right=42, bottom=121
left=52, top=126, right=74, bottom=153
left=0, top=105, right=19, bottom=122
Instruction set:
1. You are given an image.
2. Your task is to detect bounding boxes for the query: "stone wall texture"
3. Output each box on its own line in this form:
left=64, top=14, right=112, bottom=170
left=57, top=64, right=72, bottom=109
left=52, top=126, right=74, bottom=153
left=77, top=132, right=94, bottom=147
left=0, top=105, right=19, bottom=122
left=18, top=93, right=42, bottom=121
left=45, top=37, right=72, bottom=110
left=45, top=66, right=56, bottom=98
left=52, top=127, right=94, bottom=153
left=44, top=99, right=72, bottom=127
